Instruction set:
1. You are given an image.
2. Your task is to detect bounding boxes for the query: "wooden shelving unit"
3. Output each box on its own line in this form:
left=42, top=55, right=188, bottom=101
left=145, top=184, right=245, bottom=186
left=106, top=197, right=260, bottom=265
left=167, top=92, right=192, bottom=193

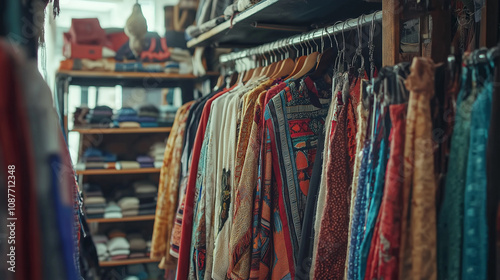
left=99, top=258, right=157, bottom=267
left=76, top=168, right=161, bottom=175
left=72, top=127, right=172, bottom=134
left=186, top=0, right=379, bottom=48
left=87, top=215, right=155, bottom=223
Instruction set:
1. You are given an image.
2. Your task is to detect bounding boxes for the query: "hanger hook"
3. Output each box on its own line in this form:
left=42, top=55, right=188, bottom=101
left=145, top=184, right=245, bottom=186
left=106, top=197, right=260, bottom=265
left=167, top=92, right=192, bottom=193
left=324, top=26, right=332, bottom=49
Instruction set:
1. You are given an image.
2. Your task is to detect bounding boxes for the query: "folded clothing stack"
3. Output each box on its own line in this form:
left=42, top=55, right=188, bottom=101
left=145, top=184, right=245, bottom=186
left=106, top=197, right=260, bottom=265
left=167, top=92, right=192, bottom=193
left=137, top=105, right=159, bottom=127
left=93, top=235, right=109, bottom=261
left=107, top=235, right=130, bottom=261
left=104, top=201, right=122, bottom=218
left=127, top=233, right=147, bottom=259
left=146, top=240, right=152, bottom=257
left=148, top=142, right=165, bottom=168
left=115, top=161, right=140, bottom=170
left=113, top=107, right=140, bottom=128
left=136, top=155, right=154, bottom=168
left=167, top=48, right=193, bottom=74
left=86, top=105, right=113, bottom=126
left=118, top=197, right=140, bottom=217
left=77, top=148, right=117, bottom=170
left=158, top=105, right=178, bottom=127
left=133, top=181, right=157, bottom=216
left=84, top=184, right=106, bottom=219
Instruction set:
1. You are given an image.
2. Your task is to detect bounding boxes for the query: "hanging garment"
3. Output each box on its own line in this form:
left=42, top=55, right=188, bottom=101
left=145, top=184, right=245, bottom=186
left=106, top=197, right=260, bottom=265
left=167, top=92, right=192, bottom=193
left=343, top=84, right=369, bottom=280
left=462, top=66, right=493, bottom=280
left=177, top=85, right=236, bottom=280
left=309, top=72, right=344, bottom=279
left=365, top=103, right=407, bottom=280
left=399, top=57, right=437, bottom=280
left=151, top=102, right=193, bottom=267
left=265, top=77, right=331, bottom=279
left=229, top=79, right=275, bottom=280
left=249, top=81, right=288, bottom=280
left=359, top=115, right=390, bottom=280
left=437, top=66, right=476, bottom=280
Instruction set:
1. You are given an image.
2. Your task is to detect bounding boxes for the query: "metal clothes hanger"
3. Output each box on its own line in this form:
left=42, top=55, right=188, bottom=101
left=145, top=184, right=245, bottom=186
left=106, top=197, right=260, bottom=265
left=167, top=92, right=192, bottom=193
left=290, top=34, right=320, bottom=80
left=351, top=15, right=365, bottom=78
left=273, top=38, right=296, bottom=79
left=285, top=34, right=308, bottom=80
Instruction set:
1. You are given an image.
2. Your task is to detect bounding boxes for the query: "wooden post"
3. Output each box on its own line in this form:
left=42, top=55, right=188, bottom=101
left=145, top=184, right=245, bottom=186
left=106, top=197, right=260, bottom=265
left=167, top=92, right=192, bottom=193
left=382, top=0, right=401, bottom=66
left=479, top=0, right=499, bottom=48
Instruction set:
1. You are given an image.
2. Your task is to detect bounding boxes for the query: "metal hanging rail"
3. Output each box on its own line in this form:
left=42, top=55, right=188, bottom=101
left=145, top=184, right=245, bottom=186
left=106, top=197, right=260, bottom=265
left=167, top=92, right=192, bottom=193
left=219, top=11, right=382, bottom=64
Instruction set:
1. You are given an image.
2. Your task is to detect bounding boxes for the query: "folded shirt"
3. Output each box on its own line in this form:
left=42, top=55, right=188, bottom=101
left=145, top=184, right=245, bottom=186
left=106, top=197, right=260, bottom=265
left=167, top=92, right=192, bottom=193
left=93, top=235, right=108, bottom=244
left=136, top=156, right=154, bottom=164
left=104, top=202, right=122, bottom=218
left=86, top=208, right=105, bottom=215
left=87, top=213, right=104, bottom=219
left=122, top=209, right=139, bottom=217
left=96, top=243, right=108, bottom=256
left=109, top=249, right=131, bottom=256
left=154, top=161, right=163, bottom=168
left=117, top=107, right=137, bottom=116
left=107, top=237, right=130, bottom=252
left=128, top=237, right=147, bottom=251
left=116, top=121, right=140, bottom=128
left=81, top=162, right=107, bottom=169
left=118, top=197, right=140, bottom=210
left=116, top=161, right=140, bottom=170
left=139, top=122, right=159, bottom=128
left=85, top=203, right=107, bottom=209
left=86, top=197, right=106, bottom=205
left=111, top=254, right=129, bottom=261
left=133, top=182, right=157, bottom=194
left=129, top=252, right=147, bottom=259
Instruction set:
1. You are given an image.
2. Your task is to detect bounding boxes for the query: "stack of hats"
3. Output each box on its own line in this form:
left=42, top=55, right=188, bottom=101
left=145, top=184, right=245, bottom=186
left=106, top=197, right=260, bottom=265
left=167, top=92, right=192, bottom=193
left=86, top=105, right=113, bottom=127
left=107, top=232, right=130, bottom=261
left=104, top=201, right=122, bottom=218
left=127, top=233, right=147, bottom=259
left=148, top=142, right=166, bottom=168
left=93, top=235, right=109, bottom=261
left=118, top=197, right=140, bottom=217
left=137, top=105, right=159, bottom=127
left=84, top=184, right=106, bottom=219
left=133, top=181, right=157, bottom=216
left=113, top=107, right=140, bottom=128
left=136, top=155, right=155, bottom=168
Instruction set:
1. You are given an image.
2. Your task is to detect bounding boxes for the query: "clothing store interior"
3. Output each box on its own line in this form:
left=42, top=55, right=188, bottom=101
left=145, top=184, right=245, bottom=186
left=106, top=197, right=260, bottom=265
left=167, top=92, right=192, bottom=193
left=1, top=0, right=500, bottom=279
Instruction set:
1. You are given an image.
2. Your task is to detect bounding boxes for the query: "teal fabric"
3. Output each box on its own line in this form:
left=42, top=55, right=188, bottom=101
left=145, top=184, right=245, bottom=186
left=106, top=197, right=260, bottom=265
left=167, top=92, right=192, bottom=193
left=358, top=134, right=390, bottom=280
left=438, top=67, right=476, bottom=280
left=462, top=67, right=493, bottom=280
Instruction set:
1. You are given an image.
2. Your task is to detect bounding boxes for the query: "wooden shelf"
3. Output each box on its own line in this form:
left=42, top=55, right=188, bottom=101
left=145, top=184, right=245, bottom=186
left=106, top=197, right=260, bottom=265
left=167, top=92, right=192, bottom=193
left=57, top=69, right=219, bottom=80
left=71, top=127, right=172, bottom=134
left=87, top=215, right=155, bottom=223
left=76, top=168, right=160, bottom=175
left=99, top=258, right=157, bottom=267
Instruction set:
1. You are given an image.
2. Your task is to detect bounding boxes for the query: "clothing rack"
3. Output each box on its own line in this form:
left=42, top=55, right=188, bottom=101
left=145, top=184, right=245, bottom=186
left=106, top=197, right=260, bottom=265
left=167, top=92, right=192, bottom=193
left=219, top=11, right=382, bottom=64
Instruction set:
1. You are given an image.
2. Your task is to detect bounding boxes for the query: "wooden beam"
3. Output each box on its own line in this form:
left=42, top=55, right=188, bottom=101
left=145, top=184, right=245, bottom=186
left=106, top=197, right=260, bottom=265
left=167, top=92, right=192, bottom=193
left=480, top=0, right=499, bottom=48
left=431, top=9, right=451, bottom=63
left=382, top=0, right=401, bottom=66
